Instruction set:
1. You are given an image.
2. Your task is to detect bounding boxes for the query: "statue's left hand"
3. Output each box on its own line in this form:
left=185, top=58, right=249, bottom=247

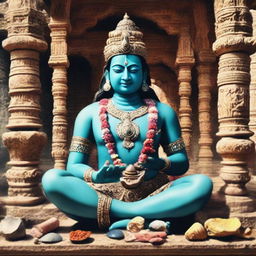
left=141, top=157, right=165, bottom=172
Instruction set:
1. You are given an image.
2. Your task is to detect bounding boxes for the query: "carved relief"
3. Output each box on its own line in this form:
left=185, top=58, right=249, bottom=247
left=218, top=85, right=249, bottom=119
left=2, top=131, right=47, bottom=205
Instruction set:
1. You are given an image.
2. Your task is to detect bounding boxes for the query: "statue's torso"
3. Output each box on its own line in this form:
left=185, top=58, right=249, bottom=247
left=91, top=101, right=165, bottom=177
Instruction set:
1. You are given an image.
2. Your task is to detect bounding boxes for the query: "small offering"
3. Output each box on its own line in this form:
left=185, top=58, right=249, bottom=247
left=204, top=217, right=241, bottom=237
left=127, top=216, right=145, bottom=232
left=185, top=222, right=208, bottom=241
left=107, top=229, right=124, bottom=240
left=30, top=217, right=59, bottom=238
left=69, top=230, right=92, bottom=243
left=38, top=232, right=62, bottom=244
left=0, top=216, right=26, bottom=241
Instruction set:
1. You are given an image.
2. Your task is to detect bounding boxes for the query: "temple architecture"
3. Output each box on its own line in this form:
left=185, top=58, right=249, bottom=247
left=0, top=0, right=256, bottom=229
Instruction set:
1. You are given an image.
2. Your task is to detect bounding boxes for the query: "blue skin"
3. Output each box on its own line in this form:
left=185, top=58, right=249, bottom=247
left=42, top=54, right=213, bottom=227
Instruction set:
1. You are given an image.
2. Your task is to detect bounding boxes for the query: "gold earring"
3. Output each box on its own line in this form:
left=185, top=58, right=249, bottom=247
left=103, top=80, right=111, bottom=91
left=142, top=81, right=149, bottom=92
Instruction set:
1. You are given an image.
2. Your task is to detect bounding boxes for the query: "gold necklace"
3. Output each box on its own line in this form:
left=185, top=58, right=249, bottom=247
left=107, top=100, right=148, bottom=149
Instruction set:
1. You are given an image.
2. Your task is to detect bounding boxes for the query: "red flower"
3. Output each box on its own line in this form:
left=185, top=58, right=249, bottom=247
left=114, top=159, right=122, bottom=165
left=101, top=120, right=109, bottom=129
left=138, top=153, right=148, bottom=163
left=108, top=149, right=115, bottom=155
left=99, top=107, right=107, bottom=114
left=100, top=99, right=109, bottom=105
left=102, top=133, right=113, bottom=142
left=142, top=146, right=155, bottom=154
left=146, top=129, right=155, bottom=139
left=106, top=142, right=115, bottom=149
left=148, top=106, right=158, bottom=114
left=149, top=122, right=157, bottom=129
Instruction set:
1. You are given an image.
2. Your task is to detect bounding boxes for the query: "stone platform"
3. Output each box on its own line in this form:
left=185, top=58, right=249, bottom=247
left=0, top=218, right=255, bottom=256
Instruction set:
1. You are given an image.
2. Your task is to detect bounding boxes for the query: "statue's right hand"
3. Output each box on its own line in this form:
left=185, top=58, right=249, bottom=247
left=92, top=161, right=126, bottom=183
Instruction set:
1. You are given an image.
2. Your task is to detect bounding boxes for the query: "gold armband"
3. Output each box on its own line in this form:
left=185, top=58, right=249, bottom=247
left=163, top=138, right=185, bottom=156
left=83, top=168, right=95, bottom=183
left=159, top=157, right=171, bottom=173
left=69, top=136, right=92, bottom=154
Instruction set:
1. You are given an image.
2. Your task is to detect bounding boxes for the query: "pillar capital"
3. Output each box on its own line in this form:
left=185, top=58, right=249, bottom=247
left=213, top=0, right=255, bottom=55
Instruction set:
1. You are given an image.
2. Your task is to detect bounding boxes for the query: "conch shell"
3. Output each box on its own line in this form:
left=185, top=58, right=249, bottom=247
left=127, top=216, right=145, bottom=233
left=185, top=222, right=208, bottom=241
left=204, top=217, right=241, bottom=237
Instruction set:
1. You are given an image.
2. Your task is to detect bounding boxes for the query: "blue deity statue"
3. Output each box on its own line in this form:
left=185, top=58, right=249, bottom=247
left=42, top=14, right=213, bottom=230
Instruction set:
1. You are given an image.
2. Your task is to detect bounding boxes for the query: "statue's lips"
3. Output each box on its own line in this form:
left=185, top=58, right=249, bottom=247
left=120, top=82, right=132, bottom=86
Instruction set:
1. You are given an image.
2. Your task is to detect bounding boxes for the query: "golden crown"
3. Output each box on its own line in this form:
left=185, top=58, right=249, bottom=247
left=104, top=13, right=147, bottom=62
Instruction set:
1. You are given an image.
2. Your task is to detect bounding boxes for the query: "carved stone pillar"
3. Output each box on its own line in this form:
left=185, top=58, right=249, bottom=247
left=197, top=51, right=215, bottom=171
left=249, top=10, right=256, bottom=174
left=48, top=21, right=69, bottom=170
left=1, top=0, right=47, bottom=205
left=213, top=0, right=255, bottom=196
left=175, top=28, right=195, bottom=158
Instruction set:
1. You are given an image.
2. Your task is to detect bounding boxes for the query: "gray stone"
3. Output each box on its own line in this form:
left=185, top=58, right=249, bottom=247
left=0, top=216, right=26, bottom=240
left=107, top=229, right=124, bottom=240
left=149, top=220, right=171, bottom=233
left=39, top=232, right=63, bottom=243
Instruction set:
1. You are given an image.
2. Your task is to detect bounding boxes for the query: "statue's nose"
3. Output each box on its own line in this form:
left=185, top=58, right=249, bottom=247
left=121, top=68, right=131, bottom=82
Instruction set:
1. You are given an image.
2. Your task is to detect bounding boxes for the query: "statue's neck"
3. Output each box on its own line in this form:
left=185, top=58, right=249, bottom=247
left=112, top=93, right=144, bottom=111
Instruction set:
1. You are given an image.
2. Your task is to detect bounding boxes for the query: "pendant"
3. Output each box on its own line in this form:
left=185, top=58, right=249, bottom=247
left=116, top=117, right=140, bottom=149
left=107, top=101, right=148, bottom=150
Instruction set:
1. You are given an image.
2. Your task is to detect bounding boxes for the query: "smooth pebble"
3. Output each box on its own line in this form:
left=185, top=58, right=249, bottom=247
left=107, top=229, right=124, bottom=240
left=39, top=232, right=63, bottom=243
left=149, top=220, right=167, bottom=231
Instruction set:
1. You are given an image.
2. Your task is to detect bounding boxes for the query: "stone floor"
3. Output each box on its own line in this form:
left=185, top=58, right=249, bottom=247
left=0, top=163, right=255, bottom=256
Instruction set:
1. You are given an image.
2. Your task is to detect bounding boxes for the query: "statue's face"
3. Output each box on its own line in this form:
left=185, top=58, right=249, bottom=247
left=109, top=54, right=143, bottom=95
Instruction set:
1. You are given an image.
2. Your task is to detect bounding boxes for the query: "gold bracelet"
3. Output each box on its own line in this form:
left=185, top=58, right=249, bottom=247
left=159, top=157, right=171, bottom=173
left=83, top=168, right=95, bottom=183
left=97, top=193, right=112, bottom=230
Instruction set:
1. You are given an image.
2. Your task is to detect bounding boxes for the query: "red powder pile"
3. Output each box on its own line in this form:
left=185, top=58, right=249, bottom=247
left=69, top=230, right=92, bottom=243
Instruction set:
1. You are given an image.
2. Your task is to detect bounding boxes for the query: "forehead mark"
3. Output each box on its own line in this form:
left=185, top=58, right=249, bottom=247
left=124, top=55, right=128, bottom=66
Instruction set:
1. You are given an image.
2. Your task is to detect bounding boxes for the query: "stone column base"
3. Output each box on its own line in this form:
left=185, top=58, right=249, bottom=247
left=196, top=191, right=256, bottom=228
left=2, top=131, right=47, bottom=206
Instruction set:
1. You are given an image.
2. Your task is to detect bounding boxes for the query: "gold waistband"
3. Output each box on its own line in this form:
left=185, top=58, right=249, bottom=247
left=88, top=173, right=170, bottom=203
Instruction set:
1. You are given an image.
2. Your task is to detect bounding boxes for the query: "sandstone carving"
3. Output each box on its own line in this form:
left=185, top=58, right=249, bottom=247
left=214, top=0, right=254, bottom=197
